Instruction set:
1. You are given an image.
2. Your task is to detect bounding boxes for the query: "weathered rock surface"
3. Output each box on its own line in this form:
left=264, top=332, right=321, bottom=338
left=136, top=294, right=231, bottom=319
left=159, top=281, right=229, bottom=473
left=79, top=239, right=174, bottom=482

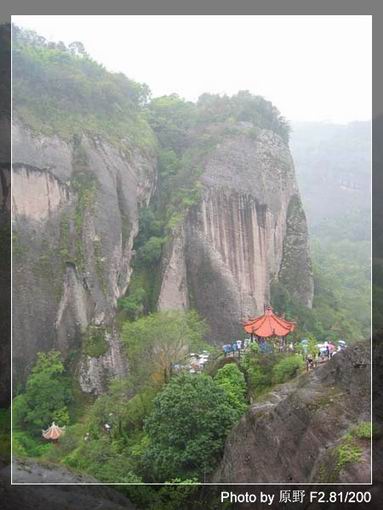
left=12, top=120, right=313, bottom=387
left=159, top=130, right=313, bottom=343
left=1, top=459, right=136, bottom=509
left=213, top=342, right=371, bottom=483
left=12, top=120, right=156, bottom=392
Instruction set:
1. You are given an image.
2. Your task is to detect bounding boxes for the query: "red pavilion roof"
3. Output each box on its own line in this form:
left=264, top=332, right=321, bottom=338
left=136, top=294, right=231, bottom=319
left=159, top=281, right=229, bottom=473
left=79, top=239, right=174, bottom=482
left=42, top=422, right=65, bottom=441
left=243, top=306, right=295, bottom=337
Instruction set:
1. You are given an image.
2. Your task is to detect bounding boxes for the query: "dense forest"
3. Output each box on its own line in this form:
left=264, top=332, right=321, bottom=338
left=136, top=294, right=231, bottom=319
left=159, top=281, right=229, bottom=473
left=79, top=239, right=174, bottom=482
left=290, top=121, right=371, bottom=342
left=6, top=27, right=371, bottom=502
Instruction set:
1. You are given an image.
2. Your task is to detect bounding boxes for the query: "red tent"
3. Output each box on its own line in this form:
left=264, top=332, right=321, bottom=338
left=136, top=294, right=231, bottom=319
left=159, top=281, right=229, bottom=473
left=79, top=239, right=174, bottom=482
left=243, top=306, right=295, bottom=338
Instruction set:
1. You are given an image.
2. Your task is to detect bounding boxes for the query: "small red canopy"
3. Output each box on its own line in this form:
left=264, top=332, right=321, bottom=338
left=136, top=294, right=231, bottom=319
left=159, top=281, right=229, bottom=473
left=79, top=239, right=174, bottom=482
left=243, top=306, right=295, bottom=337
left=42, top=422, right=65, bottom=441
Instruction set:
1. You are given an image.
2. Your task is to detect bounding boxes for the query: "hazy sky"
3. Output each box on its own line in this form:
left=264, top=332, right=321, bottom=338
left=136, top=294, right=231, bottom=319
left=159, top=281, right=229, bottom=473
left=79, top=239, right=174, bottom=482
left=13, top=15, right=371, bottom=124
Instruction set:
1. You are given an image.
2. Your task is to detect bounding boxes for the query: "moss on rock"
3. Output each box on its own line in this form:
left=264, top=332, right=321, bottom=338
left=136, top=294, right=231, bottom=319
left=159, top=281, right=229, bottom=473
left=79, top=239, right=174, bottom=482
left=83, top=325, right=108, bottom=358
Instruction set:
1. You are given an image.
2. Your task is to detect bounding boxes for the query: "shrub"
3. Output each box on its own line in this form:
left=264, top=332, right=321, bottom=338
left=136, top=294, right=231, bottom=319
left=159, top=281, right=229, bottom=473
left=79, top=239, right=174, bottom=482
left=272, top=355, right=304, bottom=384
left=12, top=431, right=52, bottom=458
left=83, top=325, right=108, bottom=357
left=214, top=364, right=248, bottom=418
left=122, top=310, right=206, bottom=389
left=350, top=421, right=372, bottom=440
left=12, top=351, right=72, bottom=435
left=336, top=443, right=362, bottom=470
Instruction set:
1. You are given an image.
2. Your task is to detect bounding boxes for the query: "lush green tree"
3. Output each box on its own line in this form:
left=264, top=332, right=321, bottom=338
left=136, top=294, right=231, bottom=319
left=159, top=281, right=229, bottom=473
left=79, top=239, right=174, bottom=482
left=241, top=351, right=277, bottom=398
left=214, top=363, right=248, bottom=417
left=137, top=236, right=166, bottom=266
left=117, top=288, right=147, bottom=320
left=148, top=94, right=196, bottom=153
left=12, top=25, right=155, bottom=149
left=196, top=91, right=290, bottom=142
left=13, top=351, right=72, bottom=434
left=143, top=373, right=239, bottom=481
left=122, top=310, right=207, bottom=388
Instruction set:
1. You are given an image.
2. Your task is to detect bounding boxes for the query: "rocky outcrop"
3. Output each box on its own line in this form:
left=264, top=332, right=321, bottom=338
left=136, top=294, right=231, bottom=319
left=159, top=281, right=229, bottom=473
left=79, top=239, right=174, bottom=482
left=158, top=129, right=313, bottom=343
left=12, top=120, right=156, bottom=392
left=2, top=460, right=136, bottom=509
left=0, top=164, right=10, bottom=406
left=12, top=120, right=313, bottom=387
left=213, top=342, right=371, bottom=483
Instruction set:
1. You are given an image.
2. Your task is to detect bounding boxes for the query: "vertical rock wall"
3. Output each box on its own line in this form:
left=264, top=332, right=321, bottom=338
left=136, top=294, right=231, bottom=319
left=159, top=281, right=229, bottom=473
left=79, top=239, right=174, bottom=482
left=12, top=120, right=156, bottom=392
left=158, top=130, right=313, bottom=343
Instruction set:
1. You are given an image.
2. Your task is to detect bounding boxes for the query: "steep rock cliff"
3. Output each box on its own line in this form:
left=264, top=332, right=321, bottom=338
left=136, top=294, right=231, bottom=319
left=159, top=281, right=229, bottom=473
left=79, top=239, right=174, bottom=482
left=12, top=120, right=156, bottom=392
left=158, top=129, right=313, bottom=343
left=213, top=342, right=371, bottom=483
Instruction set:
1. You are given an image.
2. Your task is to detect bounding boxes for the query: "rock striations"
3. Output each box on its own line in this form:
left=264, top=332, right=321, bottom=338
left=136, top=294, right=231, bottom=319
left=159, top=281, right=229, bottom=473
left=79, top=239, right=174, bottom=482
left=12, top=119, right=156, bottom=392
left=12, top=118, right=314, bottom=390
left=158, top=130, right=314, bottom=343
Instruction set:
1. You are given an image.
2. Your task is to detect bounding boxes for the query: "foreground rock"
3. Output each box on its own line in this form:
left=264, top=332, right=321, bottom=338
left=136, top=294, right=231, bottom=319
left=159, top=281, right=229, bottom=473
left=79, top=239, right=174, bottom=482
left=213, top=342, right=371, bottom=483
left=1, top=459, right=136, bottom=510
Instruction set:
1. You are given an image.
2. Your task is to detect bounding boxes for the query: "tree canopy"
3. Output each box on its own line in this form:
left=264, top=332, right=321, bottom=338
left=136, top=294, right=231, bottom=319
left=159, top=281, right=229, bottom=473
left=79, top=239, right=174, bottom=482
left=12, top=25, right=155, bottom=150
left=13, top=351, right=72, bottom=435
left=143, top=372, right=240, bottom=481
left=121, top=310, right=207, bottom=388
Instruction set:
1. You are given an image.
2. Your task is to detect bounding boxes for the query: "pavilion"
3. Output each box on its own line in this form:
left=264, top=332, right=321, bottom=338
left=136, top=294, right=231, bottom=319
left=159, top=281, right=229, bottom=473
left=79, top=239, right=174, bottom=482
left=42, top=421, right=65, bottom=441
left=243, top=305, right=296, bottom=351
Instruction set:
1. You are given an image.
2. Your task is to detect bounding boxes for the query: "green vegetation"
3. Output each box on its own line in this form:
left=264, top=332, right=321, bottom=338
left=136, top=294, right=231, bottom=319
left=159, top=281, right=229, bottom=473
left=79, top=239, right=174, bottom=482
left=71, top=143, right=98, bottom=271
left=13, top=351, right=72, bottom=434
left=271, top=355, right=305, bottom=384
left=13, top=430, right=53, bottom=458
left=120, top=90, right=291, bottom=316
left=239, top=348, right=305, bottom=400
left=290, top=122, right=371, bottom=342
left=10, top=313, right=246, bottom=486
left=336, top=442, right=363, bottom=470
left=319, top=421, right=370, bottom=482
left=214, top=363, right=248, bottom=417
left=349, top=421, right=372, bottom=440
left=271, top=234, right=371, bottom=344
left=121, top=310, right=206, bottom=388
left=10, top=26, right=370, bottom=497
left=12, top=351, right=73, bottom=458
left=12, top=25, right=156, bottom=152
left=143, top=373, right=240, bottom=481
left=83, top=325, right=108, bottom=358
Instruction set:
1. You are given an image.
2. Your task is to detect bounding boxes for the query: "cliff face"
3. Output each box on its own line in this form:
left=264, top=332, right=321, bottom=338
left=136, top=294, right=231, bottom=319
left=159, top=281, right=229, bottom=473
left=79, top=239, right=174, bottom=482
left=12, top=120, right=156, bottom=392
left=213, top=342, right=371, bottom=483
left=158, top=129, right=313, bottom=343
left=13, top=118, right=313, bottom=387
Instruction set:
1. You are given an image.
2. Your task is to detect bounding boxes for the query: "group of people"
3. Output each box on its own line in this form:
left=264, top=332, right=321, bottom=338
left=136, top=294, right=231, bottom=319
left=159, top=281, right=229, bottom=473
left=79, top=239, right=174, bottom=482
left=222, top=338, right=251, bottom=356
left=306, top=340, right=347, bottom=371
